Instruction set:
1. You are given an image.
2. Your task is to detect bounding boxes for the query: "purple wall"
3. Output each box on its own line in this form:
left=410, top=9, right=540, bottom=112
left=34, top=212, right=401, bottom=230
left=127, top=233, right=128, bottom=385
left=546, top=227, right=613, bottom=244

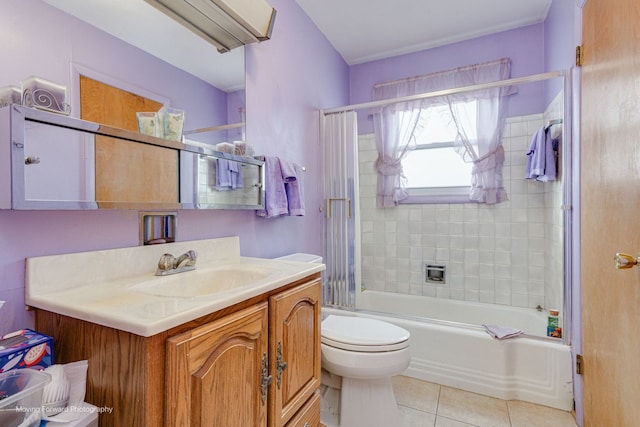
left=544, top=0, right=578, bottom=101
left=0, top=0, right=348, bottom=334
left=242, top=0, right=350, bottom=257
left=350, top=24, right=547, bottom=135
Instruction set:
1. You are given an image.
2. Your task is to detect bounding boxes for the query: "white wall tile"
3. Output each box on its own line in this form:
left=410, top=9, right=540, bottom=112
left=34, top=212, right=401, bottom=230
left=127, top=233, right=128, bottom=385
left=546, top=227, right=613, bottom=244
left=355, top=111, right=564, bottom=312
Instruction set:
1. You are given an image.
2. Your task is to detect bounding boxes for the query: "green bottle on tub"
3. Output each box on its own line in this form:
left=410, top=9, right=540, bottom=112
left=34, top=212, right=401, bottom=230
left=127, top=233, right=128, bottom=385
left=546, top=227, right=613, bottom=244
left=547, top=309, right=562, bottom=338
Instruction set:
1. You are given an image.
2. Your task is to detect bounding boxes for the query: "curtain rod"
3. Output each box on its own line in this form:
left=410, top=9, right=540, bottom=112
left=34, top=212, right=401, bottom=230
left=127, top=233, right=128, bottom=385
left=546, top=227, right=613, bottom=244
left=320, top=70, right=566, bottom=115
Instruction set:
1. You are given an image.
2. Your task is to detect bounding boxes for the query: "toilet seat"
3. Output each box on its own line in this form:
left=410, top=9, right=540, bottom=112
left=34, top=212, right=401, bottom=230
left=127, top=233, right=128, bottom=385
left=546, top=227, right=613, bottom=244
left=321, top=315, right=410, bottom=352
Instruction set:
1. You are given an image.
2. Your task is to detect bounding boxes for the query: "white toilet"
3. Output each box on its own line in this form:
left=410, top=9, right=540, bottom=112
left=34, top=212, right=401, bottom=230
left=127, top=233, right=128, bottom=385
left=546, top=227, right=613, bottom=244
left=321, top=314, right=410, bottom=427
left=275, top=253, right=411, bottom=427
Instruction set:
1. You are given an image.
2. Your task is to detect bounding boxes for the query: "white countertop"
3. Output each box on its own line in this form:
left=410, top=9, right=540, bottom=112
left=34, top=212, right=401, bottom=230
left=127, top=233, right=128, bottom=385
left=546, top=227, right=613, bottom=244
left=25, top=237, right=324, bottom=337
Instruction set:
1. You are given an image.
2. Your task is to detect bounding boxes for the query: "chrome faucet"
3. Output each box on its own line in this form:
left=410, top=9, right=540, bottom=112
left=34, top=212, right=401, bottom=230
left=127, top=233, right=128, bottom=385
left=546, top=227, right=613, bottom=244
left=156, top=250, right=198, bottom=276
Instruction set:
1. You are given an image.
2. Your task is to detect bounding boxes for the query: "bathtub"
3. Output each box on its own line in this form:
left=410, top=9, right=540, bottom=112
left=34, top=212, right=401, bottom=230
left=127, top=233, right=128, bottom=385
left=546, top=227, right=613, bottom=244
left=323, top=290, right=573, bottom=411
left=358, top=290, right=551, bottom=337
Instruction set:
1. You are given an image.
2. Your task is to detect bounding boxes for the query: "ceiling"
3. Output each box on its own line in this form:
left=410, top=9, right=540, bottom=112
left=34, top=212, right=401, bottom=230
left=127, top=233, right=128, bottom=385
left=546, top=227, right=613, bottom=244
left=43, top=0, right=552, bottom=90
left=294, top=0, right=553, bottom=65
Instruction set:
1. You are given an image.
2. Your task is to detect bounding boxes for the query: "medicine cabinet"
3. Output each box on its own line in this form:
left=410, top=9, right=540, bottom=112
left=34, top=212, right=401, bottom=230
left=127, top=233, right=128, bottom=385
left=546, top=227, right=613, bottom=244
left=0, top=104, right=264, bottom=210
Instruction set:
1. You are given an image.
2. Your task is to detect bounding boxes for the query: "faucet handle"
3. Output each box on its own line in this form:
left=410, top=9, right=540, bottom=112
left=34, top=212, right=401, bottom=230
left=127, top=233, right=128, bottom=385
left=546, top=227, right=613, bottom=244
left=176, top=250, right=198, bottom=268
left=158, top=253, right=177, bottom=271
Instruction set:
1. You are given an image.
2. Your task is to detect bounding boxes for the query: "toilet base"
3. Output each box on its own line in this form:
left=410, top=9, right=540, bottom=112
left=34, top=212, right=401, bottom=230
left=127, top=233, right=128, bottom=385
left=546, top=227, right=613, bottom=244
left=321, top=372, right=400, bottom=427
left=341, top=377, right=400, bottom=427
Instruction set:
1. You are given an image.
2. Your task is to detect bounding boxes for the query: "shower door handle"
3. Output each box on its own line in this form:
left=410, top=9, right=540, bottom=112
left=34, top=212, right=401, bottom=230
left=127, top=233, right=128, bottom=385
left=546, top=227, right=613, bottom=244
left=326, top=197, right=351, bottom=218
left=614, top=253, right=640, bottom=269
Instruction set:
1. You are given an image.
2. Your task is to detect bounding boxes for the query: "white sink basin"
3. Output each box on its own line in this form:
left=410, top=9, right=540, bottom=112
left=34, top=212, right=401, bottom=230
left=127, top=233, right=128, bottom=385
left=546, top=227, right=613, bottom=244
left=129, top=265, right=272, bottom=298
left=26, top=237, right=326, bottom=336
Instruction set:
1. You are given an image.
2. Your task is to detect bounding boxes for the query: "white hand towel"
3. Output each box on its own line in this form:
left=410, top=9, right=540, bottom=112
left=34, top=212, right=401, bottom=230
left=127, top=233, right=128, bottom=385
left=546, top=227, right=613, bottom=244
left=482, top=324, right=523, bottom=340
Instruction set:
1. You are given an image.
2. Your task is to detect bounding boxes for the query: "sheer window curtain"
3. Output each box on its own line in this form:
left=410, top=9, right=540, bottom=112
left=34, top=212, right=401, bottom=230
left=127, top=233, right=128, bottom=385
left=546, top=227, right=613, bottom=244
left=372, top=105, right=422, bottom=207
left=372, top=58, right=515, bottom=206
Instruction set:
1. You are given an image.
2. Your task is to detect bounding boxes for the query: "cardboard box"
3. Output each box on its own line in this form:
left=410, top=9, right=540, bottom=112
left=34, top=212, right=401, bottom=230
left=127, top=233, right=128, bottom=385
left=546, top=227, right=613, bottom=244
left=0, top=329, right=53, bottom=372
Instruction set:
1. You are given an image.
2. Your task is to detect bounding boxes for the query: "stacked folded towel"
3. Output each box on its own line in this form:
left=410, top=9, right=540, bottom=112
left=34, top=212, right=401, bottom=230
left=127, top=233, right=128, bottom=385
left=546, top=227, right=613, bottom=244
left=215, top=159, right=242, bottom=191
left=482, top=324, right=523, bottom=340
left=256, top=156, right=306, bottom=218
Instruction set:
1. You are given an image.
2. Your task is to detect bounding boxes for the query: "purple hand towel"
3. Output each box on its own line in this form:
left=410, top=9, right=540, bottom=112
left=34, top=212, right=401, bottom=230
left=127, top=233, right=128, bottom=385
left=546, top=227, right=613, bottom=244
left=279, top=158, right=305, bottom=216
left=256, top=156, right=289, bottom=218
left=525, top=127, right=556, bottom=182
left=215, top=159, right=242, bottom=191
left=279, top=157, right=298, bottom=183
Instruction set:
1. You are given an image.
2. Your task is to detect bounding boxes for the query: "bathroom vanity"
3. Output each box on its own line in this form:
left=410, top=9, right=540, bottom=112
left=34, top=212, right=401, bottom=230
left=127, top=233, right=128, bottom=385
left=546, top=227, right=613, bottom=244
left=26, top=237, right=323, bottom=427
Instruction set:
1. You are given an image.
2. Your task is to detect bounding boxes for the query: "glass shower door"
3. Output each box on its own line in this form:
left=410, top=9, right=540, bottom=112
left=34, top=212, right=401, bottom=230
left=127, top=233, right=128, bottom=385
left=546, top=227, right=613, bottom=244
left=322, top=111, right=358, bottom=307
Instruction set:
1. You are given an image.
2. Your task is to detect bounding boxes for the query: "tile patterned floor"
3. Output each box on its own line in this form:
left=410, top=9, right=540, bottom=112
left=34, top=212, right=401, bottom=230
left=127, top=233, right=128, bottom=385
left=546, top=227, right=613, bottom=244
left=392, top=376, right=578, bottom=427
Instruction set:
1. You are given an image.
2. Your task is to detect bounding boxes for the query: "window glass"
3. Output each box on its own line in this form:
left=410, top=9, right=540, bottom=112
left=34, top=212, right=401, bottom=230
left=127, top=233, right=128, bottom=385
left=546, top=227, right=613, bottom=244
left=403, top=145, right=472, bottom=188
left=401, top=101, right=476, bottom=192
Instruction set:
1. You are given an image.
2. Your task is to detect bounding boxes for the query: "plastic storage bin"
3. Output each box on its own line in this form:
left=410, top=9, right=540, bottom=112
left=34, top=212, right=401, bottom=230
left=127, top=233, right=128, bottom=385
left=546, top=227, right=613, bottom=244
left=0, top=368, right=51, bottom=427
left=158, top=106, right=185, bottom=141
left=136, top=111, right=160, bottom=137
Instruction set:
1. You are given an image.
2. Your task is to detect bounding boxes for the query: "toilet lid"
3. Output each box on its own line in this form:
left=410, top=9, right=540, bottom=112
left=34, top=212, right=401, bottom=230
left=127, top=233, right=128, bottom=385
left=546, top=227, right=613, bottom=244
left=321, top=315, right=410, bottom=351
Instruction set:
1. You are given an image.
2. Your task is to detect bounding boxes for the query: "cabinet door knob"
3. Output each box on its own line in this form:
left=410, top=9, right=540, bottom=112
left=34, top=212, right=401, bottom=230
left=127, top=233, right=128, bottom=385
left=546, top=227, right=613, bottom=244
left=25, top=156, right=40, bottom=165
left=276, top=341, right=287, bottom=389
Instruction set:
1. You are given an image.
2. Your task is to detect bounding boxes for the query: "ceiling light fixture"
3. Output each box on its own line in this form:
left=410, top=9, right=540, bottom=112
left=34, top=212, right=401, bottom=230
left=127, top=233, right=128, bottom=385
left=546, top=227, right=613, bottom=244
left=145, top=0, right=276, bottom=53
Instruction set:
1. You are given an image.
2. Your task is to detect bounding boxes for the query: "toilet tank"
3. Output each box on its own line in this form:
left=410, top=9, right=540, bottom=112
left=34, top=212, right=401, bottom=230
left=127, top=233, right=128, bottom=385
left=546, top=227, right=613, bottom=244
left=276, top=253, right=323, bottom=263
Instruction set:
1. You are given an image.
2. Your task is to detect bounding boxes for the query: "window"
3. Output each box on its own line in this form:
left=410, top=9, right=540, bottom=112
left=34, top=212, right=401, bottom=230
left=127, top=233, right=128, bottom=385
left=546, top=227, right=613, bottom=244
left=401, top=101, right=477, bottom=203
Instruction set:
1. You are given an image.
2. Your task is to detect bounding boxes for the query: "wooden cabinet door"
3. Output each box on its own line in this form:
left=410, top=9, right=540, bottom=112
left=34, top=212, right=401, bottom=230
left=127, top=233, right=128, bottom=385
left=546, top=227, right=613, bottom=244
left=94, top=134, right=179, bottom=208
left=166, top=302, right=269, bottom=427
left=269, top=279, right=322, bottom=427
